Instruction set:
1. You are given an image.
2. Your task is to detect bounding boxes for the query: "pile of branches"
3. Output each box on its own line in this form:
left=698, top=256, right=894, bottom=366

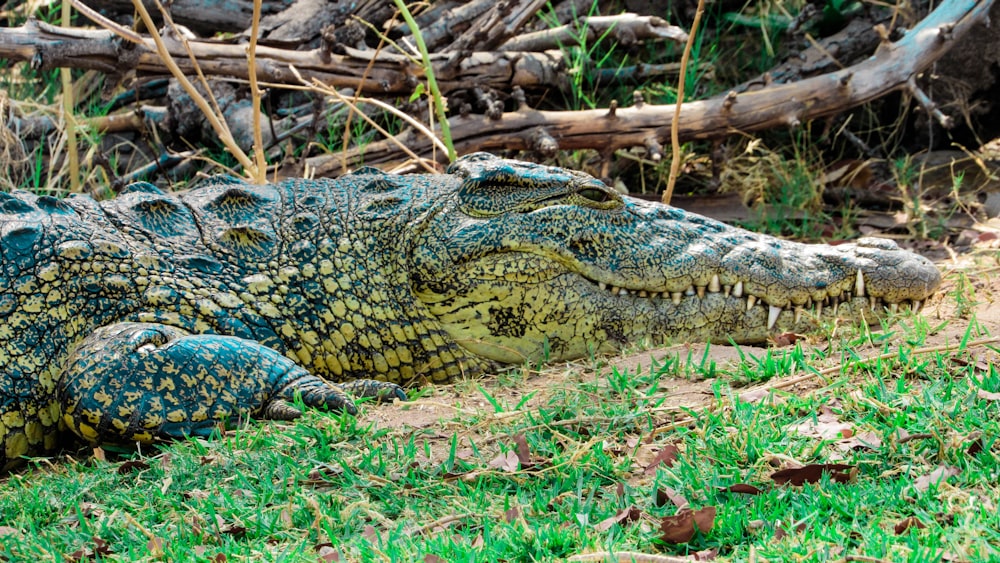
left=0, top=0, right=994, bottom=187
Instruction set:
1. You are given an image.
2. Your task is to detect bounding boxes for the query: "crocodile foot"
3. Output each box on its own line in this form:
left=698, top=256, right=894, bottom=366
left=56, top=322, right=402, bottom=444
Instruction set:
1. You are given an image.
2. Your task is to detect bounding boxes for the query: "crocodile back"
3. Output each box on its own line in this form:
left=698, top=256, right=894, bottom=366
left=0, top=171, right=478, bottom=466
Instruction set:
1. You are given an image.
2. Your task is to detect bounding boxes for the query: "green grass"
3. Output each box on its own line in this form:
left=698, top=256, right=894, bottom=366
left=2, top=280, right=997, bottom=562
left=1, top=4, right=997, bottom=559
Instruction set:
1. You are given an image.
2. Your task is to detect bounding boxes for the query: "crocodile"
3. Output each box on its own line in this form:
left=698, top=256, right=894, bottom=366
left=0, top=153, right=940, bottom=470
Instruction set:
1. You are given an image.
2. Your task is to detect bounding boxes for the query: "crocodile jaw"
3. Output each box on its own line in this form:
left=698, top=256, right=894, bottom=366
left=412, top=195, right=941, bottom=364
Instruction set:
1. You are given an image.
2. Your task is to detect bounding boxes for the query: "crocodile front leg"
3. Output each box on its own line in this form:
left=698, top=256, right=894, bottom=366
left=57, top=322, right=405, bottom=443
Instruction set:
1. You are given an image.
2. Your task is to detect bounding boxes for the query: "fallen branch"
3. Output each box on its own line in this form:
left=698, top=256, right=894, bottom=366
left=85, top=0, right=290, bottom=34
left=498, top=14, right=688, bottom=52
left=0, top=19, right=569, bottom=94
left=403, top=0, right=492, bottom=51
left=304, top=0, right=994, bottom=174
left=445, top=0, right=549, bottom=53
left=2, top=0, right=989, bottom=179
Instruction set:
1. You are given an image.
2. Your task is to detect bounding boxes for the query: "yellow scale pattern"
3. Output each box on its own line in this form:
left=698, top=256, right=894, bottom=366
left=0, top=154, right=941, bottom=471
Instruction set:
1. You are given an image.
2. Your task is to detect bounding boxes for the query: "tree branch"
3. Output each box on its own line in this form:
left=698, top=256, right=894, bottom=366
left=0, top=19, right=570, bottom=94
left=304, top=0, right=995, bottom=174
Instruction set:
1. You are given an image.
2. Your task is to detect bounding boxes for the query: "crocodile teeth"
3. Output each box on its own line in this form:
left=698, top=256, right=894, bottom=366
left=870, top=296, right=877, bottom=311
left=685, top=286, right=696, bottom=296
left=599, top=282, right=607, bottom=290
left=889, top=302, right=898, bottom=313
left=732, top=281, right=743, bottom=298
left=723, top=284, right=732, bottom=297
left=912, top=300, right=922, bottom=313
left=855, top=270, right=866, bottom=297
left=671, top=292, right=682, bottom=305
left=696, top=286, right=705, bottom=299
left=746, top=295, right=757, bottom=310
left=709, top=275, right=721, bottom=293
left=767, top=305, right=782, bottom=330
left=639, top=290, right=648, bottom=297
left=620, top=288, right=630, bottom=296
left=609, top=286, right=620, bottom=294
left=815, top=301, right=823, bottom=316
left=794, top=307, right=803, bottom=324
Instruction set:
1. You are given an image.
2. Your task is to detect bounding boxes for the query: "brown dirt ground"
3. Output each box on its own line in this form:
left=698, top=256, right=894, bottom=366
left=363, top=244, right=1000, bottom=462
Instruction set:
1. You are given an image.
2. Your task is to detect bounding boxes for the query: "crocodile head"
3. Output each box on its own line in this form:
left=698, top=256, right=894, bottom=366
left=411, top=153, right=941, bottom=364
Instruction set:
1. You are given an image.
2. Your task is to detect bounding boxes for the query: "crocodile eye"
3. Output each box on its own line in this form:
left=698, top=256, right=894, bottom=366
left=578, top=188, right=610, bottom=203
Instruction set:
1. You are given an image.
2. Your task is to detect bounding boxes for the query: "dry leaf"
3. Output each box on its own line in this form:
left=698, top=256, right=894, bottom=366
left=739, top=387, right=772, bottom=403
left=658, top=507, right=716, bottom=544
left=977, top=389, right=1000, bottom=401
left=488, top=450, right=520, bottom=473
left=655, top=485, right=689, bottom=509
left=966, top=436, right=985, bottom=456
left=183, top=489, right=210, bottom=501
left=788, top=407, right=853, bottom=440
left=722, top=483, right=763, bottom=495
left=914, top=465, right=960, bottom=492
left=774, top=522, right=807, bottom=541
left=594, top=506, right=642, bottom=532
left=976, top=231, right=999, bottom=244
left=92, top=537, right=112, bottom=557
left=117, top=460, right=150, bottom=474
left=692, top=507, right=716, bottom=534
left=509, top=434, right=547, bottom=470
left=939, top=550, right=968, bottom=562
left=215, top=515, right=246, bottom=538
left=279, top=509, right=293, bottom=528
left=643, top=443, right=680, bottom=475
left=157, top=453, right=172, bottom=471
left=362, top=525, right=380, bottom=542
left=771, top=464, right=855, bottom=485
left=770, top=332, right=805, bottom=347
left=692, top=547, right=718, bottom=560
left=305, top=464, right=344, bottom=485
left=67, top=537, right=114, bottom=562
left=513, top=434, right=530, bottom=466
left=894, top=516, right=927, bottom=534
left=317, top=544, right=341, bottom=562
left=835, top=431, right=883, bottom=453
left=146, top=537, right=165, bottom=555
left=504, top=506, right=520, bottom=523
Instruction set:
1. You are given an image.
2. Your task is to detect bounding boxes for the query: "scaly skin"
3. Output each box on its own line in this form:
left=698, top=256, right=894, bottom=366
left=0, top=153, right=940, bottom=469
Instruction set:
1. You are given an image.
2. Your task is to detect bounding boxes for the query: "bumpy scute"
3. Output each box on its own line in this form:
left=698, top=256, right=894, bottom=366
left=0, top=154, right=940, bottom=470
